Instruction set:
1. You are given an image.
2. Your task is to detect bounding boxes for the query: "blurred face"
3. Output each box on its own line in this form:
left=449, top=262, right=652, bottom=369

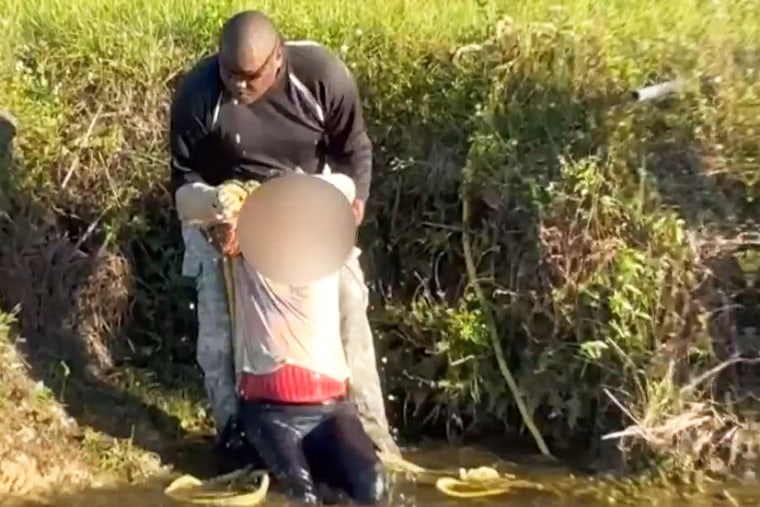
left=219, top=35, right=283, bottom=105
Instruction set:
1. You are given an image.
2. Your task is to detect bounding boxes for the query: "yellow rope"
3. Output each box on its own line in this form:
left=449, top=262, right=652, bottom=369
left=164, top=467, right=269, bottom=506
left=164, top=453, right=551, bottom=505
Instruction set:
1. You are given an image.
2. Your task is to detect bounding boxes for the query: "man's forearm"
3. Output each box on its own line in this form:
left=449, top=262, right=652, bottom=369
left=345, top=133, right=372, bottom=203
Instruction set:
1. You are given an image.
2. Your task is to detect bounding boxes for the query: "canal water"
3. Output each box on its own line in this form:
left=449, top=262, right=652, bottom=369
left=5, top=444, right=758, bottom=507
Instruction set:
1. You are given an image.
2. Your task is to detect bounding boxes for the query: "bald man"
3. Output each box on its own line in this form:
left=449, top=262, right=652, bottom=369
left=168, top=9, right=399, bottom=473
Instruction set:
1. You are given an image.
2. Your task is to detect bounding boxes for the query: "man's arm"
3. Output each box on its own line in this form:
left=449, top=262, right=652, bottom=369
left=170, top=93, right=204, bottom=196
left=169, top=66, right=237, bottom=225
left=322, top=58, right=373, bottom=222
left=169, top=61, right=219, bottom=195
left=170, top=82, right=224, bottom=224
left=169, top=71, right=239, bottom=432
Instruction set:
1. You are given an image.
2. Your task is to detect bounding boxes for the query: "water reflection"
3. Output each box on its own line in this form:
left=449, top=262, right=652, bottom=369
left=4, top=446, right=758, bottom=507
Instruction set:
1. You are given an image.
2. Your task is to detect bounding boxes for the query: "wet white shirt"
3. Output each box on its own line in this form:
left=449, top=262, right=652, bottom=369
left=231, top=250, right=357, bottom=382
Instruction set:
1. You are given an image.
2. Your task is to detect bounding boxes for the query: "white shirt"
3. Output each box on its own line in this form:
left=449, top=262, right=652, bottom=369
left=231, top=250, right=356, bottom=382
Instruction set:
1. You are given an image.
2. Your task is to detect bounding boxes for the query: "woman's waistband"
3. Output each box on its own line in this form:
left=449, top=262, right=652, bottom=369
left=238, top=363, right=347, bottom=404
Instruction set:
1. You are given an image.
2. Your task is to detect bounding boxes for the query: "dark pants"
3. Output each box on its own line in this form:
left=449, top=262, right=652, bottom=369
left=239, top=398, right=387, bottom=505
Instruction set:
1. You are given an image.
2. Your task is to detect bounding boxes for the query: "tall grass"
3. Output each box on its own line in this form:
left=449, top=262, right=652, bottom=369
left=0, top=0, right=757, bottom=478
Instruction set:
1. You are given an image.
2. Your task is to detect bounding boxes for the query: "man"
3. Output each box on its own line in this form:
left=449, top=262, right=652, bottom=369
left=168, top=9, right=399, bottom=469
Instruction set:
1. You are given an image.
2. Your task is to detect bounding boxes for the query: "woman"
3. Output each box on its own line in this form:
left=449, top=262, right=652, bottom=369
left=229, top=172, right=387, bottom=505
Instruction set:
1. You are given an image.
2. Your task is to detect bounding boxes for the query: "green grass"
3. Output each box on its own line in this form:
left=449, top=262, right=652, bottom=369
left=0, top=0, right=757, bottom=483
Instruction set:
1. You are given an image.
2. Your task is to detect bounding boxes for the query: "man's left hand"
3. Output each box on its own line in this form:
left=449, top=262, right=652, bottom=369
left=352, top=199, right=365, bottom=225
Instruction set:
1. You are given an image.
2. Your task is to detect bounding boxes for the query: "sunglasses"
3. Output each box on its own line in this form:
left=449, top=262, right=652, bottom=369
left=221, top=36, right=281, bottom=82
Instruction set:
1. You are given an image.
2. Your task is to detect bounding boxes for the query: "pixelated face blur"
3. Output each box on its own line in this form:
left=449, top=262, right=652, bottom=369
left=219, top=35, right=283, bottom=105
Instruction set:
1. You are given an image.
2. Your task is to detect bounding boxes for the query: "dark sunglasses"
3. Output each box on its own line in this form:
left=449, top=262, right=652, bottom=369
left=221, top=36, right=282, bottom=81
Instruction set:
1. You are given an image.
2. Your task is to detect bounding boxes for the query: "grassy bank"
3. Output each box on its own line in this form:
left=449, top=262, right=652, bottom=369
left=0, top=0, right=757, bottom=490
left=0, top=309, right=168, bottom=496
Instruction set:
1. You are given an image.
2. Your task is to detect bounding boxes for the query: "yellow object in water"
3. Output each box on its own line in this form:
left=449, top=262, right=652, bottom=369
left=163, top=453, right=549, bottom=506
left=435, top=466, right=511, bottom=498
left=379, top=453, right=548, bottom=498
left=164, top=467, right=269, bottom=506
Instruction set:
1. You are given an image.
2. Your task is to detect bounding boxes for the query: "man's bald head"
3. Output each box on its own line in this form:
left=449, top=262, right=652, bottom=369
left=220, top=11, right=278, bottom=53
left=218, top=10, right=285, bottom=105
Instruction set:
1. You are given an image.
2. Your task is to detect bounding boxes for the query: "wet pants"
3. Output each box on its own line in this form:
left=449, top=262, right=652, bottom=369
left=240, top=398, right=387, bottom=505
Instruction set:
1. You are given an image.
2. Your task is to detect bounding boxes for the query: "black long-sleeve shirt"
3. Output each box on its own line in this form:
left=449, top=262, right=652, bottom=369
left=169, top=41, right=373, bottom=202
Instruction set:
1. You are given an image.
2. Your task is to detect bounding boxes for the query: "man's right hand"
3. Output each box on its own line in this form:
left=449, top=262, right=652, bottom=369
left=221, top=223, right=241, bottom=257
left=207, top=222, right=241, bottom=257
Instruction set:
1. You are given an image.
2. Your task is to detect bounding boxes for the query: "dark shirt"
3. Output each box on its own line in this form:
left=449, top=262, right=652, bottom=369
left=169, top=42, right=372, bottom=202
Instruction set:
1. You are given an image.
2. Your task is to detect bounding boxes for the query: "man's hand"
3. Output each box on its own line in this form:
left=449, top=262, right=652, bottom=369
left=214, top=181, right=254, bottom=220
left=220, top=222, right=241, bottom=257
left=207, top=180, right=262, bottom=256
left=352, top=199, right=365, bottom=225
left=208, top=221, right=241, bottom=257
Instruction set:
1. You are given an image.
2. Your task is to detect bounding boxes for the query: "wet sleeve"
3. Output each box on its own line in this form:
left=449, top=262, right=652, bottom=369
left=169, top=80, right=212, bottom=204
left=183, top=226, right=239, bottom=431
left=340, top=256, right=400, bottom=455
left=322, top=59, right=373, bottom=203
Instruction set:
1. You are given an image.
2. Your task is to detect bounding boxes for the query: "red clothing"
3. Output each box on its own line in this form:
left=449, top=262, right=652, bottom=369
left=239, top=364, right=347, bottom=403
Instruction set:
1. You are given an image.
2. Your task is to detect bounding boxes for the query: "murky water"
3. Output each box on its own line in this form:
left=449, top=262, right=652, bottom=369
left=5, top=445, right=758, bottom=507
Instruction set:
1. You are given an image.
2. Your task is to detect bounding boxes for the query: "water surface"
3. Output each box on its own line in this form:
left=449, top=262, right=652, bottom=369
left=6, top=445, right=758, bottom=507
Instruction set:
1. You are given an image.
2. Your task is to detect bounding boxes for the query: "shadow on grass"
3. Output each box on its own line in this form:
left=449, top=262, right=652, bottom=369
left=365, top=71, right=756, bottom=471
left=0, top=111, right=218, bottom=480
left=635, top=95, right=758, bottom=399
left=363, top=73, right=623, bottom=462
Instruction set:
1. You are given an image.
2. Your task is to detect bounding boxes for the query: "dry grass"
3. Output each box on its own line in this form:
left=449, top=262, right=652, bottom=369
left=0, top=311, right=106, bottom=496
left=0, top=309, right=169, bottom=497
